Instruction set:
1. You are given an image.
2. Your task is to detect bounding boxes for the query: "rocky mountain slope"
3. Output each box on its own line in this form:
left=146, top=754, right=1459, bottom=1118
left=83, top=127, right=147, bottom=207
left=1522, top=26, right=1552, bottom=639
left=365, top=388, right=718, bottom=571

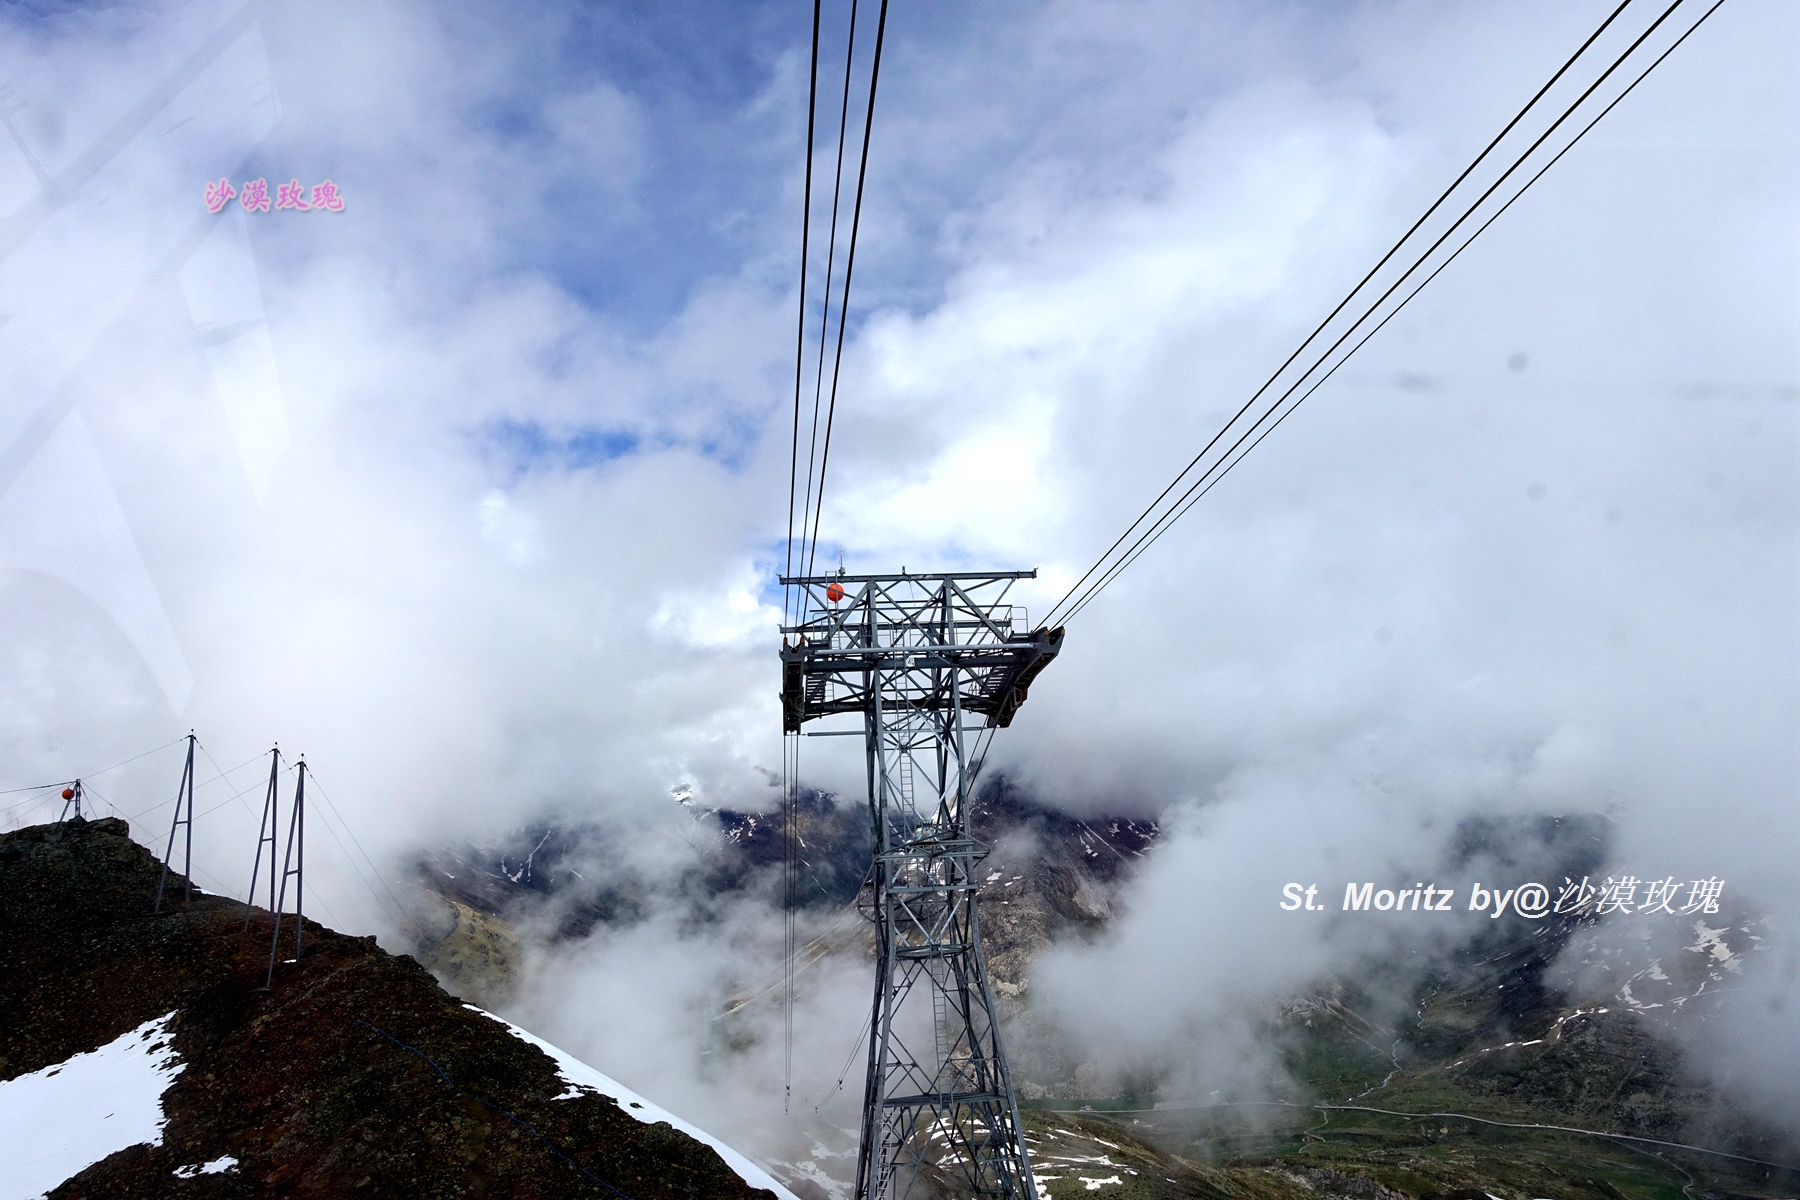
left=411, top=793, right=1798, bottom=1200
left=407, top=781, right=1166, bottom=1197
left=0, top=816, right=791, bottom=1200
left=411, top=778, right=1158, bottom=1035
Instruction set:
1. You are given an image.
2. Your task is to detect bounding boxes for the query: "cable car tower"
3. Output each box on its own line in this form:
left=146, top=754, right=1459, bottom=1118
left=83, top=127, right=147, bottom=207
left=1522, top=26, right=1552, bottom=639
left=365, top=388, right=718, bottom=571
left=781, top=569, right=1063, bottom=1200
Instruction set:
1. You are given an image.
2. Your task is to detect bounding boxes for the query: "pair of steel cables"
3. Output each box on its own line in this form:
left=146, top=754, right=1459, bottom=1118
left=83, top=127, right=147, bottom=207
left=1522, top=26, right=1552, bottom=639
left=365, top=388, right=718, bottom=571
left=1041, top=0, right=1731, bottom=629
left=784, top=0, right=892, bottom=613
left=780, top=0, right=892, bottom=1112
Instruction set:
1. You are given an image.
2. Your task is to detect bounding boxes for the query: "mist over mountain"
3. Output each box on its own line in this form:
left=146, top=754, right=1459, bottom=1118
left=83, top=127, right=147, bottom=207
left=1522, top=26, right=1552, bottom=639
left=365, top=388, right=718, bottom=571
left=400, top=782, right=1798, bottom=1199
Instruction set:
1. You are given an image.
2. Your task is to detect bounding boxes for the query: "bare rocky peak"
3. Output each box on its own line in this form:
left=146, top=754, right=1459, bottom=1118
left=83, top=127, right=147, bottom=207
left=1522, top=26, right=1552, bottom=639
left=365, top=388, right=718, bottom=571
left=0, top=816, right=784, bottom=1199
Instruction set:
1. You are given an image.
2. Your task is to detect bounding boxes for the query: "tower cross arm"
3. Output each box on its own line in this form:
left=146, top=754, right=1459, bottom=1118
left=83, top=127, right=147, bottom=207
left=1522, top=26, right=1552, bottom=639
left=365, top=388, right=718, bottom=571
left=779, top=627, right=1064, bottom=729
left=778, top=570, right=1036, bottom=586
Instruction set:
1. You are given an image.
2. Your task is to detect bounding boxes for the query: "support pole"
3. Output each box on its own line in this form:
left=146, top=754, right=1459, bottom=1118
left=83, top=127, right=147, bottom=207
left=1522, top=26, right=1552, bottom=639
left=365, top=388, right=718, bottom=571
left=58, top=779, right=85, bottom=823
left=244, top=748, right=282, bottom=930
left=265, top=759, right=306, bottom=988
left=154, top=734, right=198, bottom=912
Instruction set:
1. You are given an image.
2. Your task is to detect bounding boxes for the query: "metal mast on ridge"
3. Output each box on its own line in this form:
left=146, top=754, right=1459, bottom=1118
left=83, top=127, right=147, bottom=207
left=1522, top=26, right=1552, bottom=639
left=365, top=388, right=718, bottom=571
left=780, top=569, right=1062, bottom=1200
left=153, top=733, right=198, bottom=912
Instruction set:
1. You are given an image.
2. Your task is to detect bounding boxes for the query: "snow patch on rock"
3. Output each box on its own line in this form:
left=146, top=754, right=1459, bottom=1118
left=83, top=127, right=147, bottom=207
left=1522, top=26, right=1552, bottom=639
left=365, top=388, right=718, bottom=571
left=464, top=1005, right=799, bottom=1200
left=0, top=1011, right=182, bottom=1200
left=173, top=1155, right=239, bottom=1177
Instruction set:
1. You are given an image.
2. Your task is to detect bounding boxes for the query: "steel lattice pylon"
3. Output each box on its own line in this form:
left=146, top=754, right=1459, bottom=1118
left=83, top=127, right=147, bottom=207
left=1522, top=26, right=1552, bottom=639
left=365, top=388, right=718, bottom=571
left=780, top=570, right=1063, bottom=1200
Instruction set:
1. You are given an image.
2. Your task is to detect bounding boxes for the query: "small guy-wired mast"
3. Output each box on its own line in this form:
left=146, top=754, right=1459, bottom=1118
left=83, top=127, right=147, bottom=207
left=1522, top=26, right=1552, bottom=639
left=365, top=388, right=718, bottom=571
left=781, top=570, right=1063, bottom=1200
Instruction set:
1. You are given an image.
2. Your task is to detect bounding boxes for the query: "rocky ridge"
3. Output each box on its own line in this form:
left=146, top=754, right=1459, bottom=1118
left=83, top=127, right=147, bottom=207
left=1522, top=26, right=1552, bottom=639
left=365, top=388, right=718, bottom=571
left=0, top=816, right=785, bottom=1199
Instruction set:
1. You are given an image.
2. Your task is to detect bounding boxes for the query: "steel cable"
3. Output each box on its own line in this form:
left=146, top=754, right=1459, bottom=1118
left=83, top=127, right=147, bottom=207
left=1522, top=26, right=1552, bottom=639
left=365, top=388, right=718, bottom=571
left=785, top=0, right=824, bottom=627
left=1044, top=0, right=1716, bottom=627
left=803, top=0, right=891, bottom=580
left=795, top=0, right=864, bottom=595
left=1061, top=0, right=1727, bottom=627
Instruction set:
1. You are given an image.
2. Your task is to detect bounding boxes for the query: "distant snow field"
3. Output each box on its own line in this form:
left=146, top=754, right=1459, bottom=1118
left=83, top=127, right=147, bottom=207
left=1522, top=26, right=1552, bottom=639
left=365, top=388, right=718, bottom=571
left=467, top=1005, right=801, bottom=1200
left=0, top=1012, right=182, bottom=1200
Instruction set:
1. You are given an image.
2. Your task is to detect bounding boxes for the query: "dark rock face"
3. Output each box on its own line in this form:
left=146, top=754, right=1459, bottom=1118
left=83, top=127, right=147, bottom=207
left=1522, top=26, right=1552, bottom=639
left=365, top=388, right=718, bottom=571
left=0, top=818, right=777, bottom=1200
left=714, top=789, right=874, bottom=910
left=408, top=779, right=1163, bottom=1100
left=420, top=824, right=649, bottom=943
left=416, top=777, right=1157, bottom=934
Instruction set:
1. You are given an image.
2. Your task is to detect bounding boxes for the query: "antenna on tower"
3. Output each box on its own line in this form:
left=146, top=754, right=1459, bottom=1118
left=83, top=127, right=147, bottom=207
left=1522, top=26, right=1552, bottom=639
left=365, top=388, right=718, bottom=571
left=244, top=747, right=282, bottom=931
left=264, top=757, right=306, bottom=988
left=58, top=779, right=85, bottom=822
left=154, top=733, right=198, bottom=912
